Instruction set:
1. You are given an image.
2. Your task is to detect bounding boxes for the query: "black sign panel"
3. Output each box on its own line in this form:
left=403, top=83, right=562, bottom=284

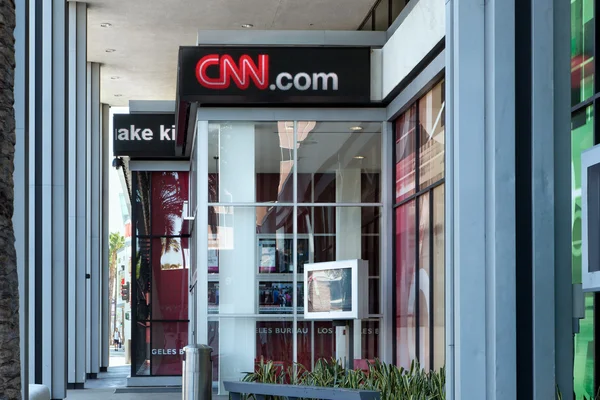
left=113, top=114, right=178, bottom=158
left=176, top=46, right=371, bottom=104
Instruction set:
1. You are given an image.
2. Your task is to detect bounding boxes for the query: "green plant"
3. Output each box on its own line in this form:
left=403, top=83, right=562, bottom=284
left=241, top=358, right=445, bottom=400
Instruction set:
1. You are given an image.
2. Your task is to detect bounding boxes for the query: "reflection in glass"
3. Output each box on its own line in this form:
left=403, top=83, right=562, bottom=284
left=307, top=268, right=352, bottom=313
left=134, top=322, right=150, bottom=376
left=360, top=320, right=380, bottom=361
left=150, top=321, right=188, bottom=376
left=135, top=238, right=151, bottom=322
left=418, top=81, right=445, bottom=190
left=208, top=121, right=294, bottom=203
left=396, top=106, right=417, bottom=202
left=297, top=321, right=336, bottom=370
left=571, top=0, right=594, bottom=106
left=418, top=193, right=430, bottom=371
left=135, top=172, right=152, bottom=236
left=432, top=185, right=445, bottom=370
left=297, top=122, right=381, bottom=203
left=395, top=201, right=415, bottom=369
left=258, top=282, right=303, bottom=314
left=151, top=172, right=189, bottom=236
left=151, top=237, right=189, bottom=320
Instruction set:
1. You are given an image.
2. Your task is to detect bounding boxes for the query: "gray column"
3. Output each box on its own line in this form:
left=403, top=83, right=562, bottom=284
left=101, top=103, right=111, bottom=370
left=67, top=2, right=87, bottom=389
left=86, top=62, right=102, bottom=377
left=50, top=0, right=69, bottom=395
left=68, top=2, right=88, bottom=387
left=14, top=0, right=29, bottom=398
left=552, top=0, right=574, bottom=396
left=445, top=0, right=516, bottom=399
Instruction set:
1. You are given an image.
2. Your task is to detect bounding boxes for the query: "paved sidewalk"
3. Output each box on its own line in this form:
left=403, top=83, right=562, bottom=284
left=65, top=352, right=228, bottom=399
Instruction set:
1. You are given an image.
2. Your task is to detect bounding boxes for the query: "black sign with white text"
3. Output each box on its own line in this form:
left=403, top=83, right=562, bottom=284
left=176, top=46, right=372, bottom=104
left=113, top=114, right=178, bottom=158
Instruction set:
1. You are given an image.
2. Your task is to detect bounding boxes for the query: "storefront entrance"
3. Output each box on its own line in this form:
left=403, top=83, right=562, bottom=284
left=188, top=114, right=387, bottom=393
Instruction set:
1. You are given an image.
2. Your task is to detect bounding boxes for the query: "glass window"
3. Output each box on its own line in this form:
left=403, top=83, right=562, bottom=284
left=571, top=0, right=594, bottom=106
left=134, top=321, right=151, bottom=376
left=297, top=122, right=381, bottom=203
left=151, top=237, right=189, bottom=320
left=571, top=106, right=596, bottom=398
left=134, top=172, right=152, bottom=236
left=417, top=193, right=430, bottom=371
left=418, top=81, right=445, bottom=190
left=208, top=121, right=294, bottom=203
left=395, top=200, right=416, bottom=369
left=432, top=185, right=445, bottom=370
left=150, top=321, right=188, bottom=376
left=395, top=106, right=417, bottom=202
left=151, top=172, right=189, bottom=236
left=375, top=0, right=389, bottom=31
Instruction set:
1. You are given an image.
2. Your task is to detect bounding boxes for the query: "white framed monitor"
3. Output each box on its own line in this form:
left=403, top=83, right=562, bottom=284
left=303, top=259, right=368, bottom=320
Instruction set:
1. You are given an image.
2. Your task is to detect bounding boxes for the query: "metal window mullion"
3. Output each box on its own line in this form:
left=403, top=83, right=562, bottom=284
left=149, top=173, right=153, bottom=376
left=293, top=120, right=298, bottom=373
left=391, top=119, right=398, bottom=365
left=429, top=188, right=434, bottom=370
left=131, top=173, right=138, bottom=377
left=414, top=102, right=421, bottom=365
left=393, top=179, right=445, bottom=208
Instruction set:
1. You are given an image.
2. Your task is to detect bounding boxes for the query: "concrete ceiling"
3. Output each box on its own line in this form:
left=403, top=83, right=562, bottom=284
left=85, top=0, right=376, bottom=106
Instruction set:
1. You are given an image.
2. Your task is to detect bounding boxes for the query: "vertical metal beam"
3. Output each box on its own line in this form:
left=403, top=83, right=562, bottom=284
left=40, top=0, right=54, bottom=390
left=27, top=0, right=38, bottom=384
left=14, top=0, right=29, bottom=398
left=530, top=0, right=558, bottom=397
left=50, top=0, right=68, bottom=396
left=380, top=122, right=393, bottom=363
left=74, top=2, right=87, bottom=386
left=87, top=62, right=102, bottom=377
left=553, top=0, right=574, bottom=396
left=446, top=0, right=517, bottom=399
left=67, top=1, right=77, bottom=386
left=101, top=103, right=111, bottom=370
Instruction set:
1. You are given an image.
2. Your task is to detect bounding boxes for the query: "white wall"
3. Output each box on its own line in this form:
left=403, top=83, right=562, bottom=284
left=382, top=0, right=445, bottom=98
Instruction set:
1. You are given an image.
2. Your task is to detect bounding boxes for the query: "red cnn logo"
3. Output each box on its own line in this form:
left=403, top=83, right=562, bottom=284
left=196, top=54, right=269, bottom=90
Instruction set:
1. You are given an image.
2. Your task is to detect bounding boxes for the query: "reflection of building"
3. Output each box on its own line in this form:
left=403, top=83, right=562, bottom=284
left=115, top=222, right=132, bottom=362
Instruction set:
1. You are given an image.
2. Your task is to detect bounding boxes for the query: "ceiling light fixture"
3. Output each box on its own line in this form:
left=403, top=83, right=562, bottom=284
left=100, top=23, right=112, bottom=28
left=354, top=155, right=365, bottom=160
left=241, top=24, right=254, bottom=28
left=350, top=126, right=363, bottom=131
left=105, top=48, right=116, bottom=53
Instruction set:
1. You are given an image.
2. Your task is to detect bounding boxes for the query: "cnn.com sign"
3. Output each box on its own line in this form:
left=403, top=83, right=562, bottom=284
left=177, top=46, right=371, bottom=104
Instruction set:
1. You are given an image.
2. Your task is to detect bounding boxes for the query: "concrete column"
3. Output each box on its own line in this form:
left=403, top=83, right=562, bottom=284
left=14, top=0, right=29, bottom=398
left=68, top=1, right=88, bottom=388
left=335, top=169, right=362, bottom=363
left=445, top=0, right=516, bottom=399
left=87, top=62, right=102, bottom=378
left=218, top=122, right=256, bottom=393
left=101, top=103, right=111, bottom=370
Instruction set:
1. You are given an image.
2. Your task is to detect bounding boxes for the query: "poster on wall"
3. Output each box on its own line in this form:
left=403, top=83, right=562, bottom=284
left=208, top=249, right=219, bottom=273
left=258, top=282, right=304, bottom=314
left=258, top=239, right=277, bottom=273
left=208, top=282, right=219, bottom=314
left=257, top=237, right=311, bottom=274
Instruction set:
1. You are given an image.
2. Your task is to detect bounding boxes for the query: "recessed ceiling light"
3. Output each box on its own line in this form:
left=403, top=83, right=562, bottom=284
left=354, top=155, right=365, bottom=160
left=241, top=24, right=254, bottom=28
left=350, top=126, right=363, bottom=131
left=105, top=48, right=116, bottom=53
left=100, top=23, right=112, bottom=28
left=111, top=76, right=120, bottom=80
left=114, top=94, right=123, bottom=97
